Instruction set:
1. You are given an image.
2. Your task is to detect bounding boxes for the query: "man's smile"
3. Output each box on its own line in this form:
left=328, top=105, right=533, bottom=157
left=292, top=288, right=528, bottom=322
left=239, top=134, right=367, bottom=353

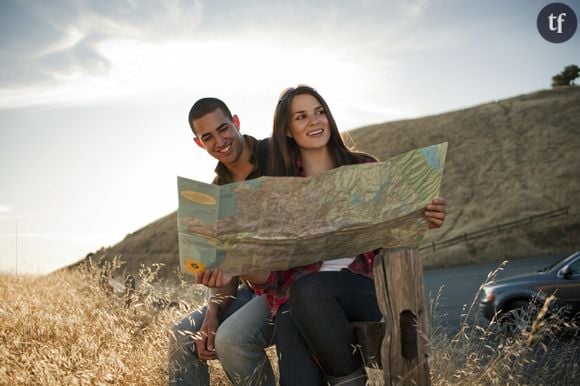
left=217, top=142, right=232, bottom=154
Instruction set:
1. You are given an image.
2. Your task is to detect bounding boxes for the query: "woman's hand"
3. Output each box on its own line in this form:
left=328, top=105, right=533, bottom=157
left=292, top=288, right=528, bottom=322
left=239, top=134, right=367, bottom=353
left=424, top=197, right=446, bottom=229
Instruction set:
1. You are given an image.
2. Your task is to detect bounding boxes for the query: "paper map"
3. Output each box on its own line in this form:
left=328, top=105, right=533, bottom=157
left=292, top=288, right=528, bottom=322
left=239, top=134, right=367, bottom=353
left=177, top=142, right=447, bottom=276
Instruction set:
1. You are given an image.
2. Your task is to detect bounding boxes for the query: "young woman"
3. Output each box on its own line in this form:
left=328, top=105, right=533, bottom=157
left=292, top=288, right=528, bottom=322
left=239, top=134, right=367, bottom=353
left=208, top=86, right=445, bottom=386
left=244, top=85, right=446, bottom=385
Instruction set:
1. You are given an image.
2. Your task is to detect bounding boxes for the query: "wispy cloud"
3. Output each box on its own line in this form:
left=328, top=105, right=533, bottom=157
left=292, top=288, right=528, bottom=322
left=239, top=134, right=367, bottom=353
left=404, top=0, right=429, bottom=17
left=0, top=0, right=463, bottom=117
left=0, top=0, right=203, bottom=90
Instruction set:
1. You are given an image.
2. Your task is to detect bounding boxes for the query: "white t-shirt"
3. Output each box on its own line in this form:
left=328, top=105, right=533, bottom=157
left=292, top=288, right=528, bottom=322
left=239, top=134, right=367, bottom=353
left=319, top=257, right=355, bottom=272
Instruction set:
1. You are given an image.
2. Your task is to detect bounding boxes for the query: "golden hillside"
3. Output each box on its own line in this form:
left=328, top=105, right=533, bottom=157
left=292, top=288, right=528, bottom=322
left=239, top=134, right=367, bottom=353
left=77, top=87, right=580, bottom=282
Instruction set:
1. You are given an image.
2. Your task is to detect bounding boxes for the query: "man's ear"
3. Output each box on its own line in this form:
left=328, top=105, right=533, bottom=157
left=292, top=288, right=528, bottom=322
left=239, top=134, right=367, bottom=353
left=232, top=114, right=241, bottom=131
left=194, top=136, right=205, bottom=149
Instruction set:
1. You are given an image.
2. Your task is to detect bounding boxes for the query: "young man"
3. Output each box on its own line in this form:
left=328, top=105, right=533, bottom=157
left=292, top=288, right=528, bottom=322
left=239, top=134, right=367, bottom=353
left=168, top=97, right=275, bottom=386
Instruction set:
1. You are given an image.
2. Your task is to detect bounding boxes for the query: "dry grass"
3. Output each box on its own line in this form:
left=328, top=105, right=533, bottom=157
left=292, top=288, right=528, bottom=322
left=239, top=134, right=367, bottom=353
left=1, top=261, right=578, bottom=385
left=428, top=263, right=580, bottom=386
left=0, top=260, right=227, bottom=385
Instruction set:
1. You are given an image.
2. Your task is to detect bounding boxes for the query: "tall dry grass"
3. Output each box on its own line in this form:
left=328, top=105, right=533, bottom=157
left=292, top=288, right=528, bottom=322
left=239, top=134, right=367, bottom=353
left=1, top=260, right=578, bottom=385
left=428, top=263, right=579, bottom=385
left=0, top=260, right=232, bottom=385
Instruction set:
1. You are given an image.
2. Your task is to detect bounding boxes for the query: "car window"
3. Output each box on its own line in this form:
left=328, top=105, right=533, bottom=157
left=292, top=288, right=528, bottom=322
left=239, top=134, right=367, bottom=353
left=543, top=255, right=570, bottom=272
left=569, top=258, right=580, bottom=275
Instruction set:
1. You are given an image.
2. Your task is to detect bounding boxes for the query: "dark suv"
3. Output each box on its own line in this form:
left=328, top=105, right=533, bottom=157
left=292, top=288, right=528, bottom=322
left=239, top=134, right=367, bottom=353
left=480, top=251, right=580, bottom=331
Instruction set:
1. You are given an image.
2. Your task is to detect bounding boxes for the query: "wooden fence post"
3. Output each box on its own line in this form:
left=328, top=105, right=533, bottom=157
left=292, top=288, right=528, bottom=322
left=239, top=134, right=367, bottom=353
left=373, top=247, right=431, bottom=385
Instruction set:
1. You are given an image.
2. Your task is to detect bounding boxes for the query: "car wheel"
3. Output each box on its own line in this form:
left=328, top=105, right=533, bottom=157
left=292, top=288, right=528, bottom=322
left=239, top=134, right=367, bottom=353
left=499, top=300, right=537, bottom=336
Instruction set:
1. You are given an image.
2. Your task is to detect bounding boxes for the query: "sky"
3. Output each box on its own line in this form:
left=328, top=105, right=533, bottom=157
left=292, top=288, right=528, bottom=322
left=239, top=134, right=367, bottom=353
left=0, top=0, right=578, bottom=275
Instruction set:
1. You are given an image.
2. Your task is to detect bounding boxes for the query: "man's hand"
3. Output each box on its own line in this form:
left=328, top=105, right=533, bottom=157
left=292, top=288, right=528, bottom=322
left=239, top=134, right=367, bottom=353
left=424, top=197, right=446, bottom=229
left=195, top=268, right=233, bottom=288
left=195, top=312, right=219, bottom=360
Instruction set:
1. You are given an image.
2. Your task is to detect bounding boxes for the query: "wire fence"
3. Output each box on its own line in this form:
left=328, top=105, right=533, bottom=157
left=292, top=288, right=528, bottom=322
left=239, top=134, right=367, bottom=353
left=418, top=206, right=570, bottom=252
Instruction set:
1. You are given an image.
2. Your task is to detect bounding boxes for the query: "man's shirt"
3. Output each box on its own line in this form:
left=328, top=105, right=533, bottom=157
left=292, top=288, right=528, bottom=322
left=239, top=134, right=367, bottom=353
left=210, top=134, right=268, bottom=293
left=212, top=135, right=269, bottom=185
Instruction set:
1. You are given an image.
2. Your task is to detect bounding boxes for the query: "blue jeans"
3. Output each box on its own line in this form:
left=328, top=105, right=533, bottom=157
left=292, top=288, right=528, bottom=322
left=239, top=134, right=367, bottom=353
left=216, top=294, right=324, bottom=386
left=274, top=302, right=324, bottom=385
left=215, top=295, right=276, bottom=385
left=288, top=271, right=382, bottom=380
left=168, top=287, right=275, bottom=386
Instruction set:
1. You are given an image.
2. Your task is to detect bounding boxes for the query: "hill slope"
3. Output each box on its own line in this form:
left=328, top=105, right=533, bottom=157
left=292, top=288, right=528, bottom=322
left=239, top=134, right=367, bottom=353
left=77, top=87, right=580, bottom=282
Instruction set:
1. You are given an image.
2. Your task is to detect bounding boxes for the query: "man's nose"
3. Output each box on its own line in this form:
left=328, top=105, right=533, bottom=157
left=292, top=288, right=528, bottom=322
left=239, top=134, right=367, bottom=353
left=215, top=133, right=226, bottom=146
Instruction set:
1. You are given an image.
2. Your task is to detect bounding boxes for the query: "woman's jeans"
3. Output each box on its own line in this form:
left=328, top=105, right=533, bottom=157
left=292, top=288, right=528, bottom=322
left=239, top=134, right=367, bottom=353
left=168, top=288, right=275, bottom=386
left=289, top=271, right=382, bottom=379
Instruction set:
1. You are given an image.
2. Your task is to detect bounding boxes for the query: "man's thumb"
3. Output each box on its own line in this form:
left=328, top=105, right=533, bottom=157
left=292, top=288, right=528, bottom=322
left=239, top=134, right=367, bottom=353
left=207, top=332, right=216, bottom=351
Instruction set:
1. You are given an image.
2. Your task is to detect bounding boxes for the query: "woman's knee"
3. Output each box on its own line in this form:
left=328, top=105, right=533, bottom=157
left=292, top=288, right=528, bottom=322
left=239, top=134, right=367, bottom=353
left=289, top=273, right=320, bottom=307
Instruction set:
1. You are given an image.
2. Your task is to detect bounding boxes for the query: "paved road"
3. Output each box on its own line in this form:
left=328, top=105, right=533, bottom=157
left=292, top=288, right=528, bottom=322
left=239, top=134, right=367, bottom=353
left=421, top=253, right=579, bottom=384
left=422, top=254, right=566, bottom=332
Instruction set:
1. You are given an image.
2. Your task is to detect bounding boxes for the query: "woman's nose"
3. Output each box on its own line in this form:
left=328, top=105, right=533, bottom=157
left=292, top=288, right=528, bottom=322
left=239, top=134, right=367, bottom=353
left=310, top=112, right=321, bottom=125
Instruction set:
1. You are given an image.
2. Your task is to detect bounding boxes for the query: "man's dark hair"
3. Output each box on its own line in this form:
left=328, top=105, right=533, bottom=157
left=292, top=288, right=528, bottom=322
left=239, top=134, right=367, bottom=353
left=188, top=97, right=234, bottom=135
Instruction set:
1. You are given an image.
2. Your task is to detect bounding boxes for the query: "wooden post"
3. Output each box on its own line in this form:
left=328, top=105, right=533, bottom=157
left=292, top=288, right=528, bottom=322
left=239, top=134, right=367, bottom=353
left=373, top=247, right=431, bottom=385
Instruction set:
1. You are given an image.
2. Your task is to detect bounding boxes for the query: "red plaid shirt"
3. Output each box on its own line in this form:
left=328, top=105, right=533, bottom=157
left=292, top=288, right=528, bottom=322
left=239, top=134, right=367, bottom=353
left=254, top=155, right=380, bottom=315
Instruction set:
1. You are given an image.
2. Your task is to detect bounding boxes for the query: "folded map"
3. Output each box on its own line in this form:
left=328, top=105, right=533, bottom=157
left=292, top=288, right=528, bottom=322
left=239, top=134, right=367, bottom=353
left=177, top=142, right=447, bottom=276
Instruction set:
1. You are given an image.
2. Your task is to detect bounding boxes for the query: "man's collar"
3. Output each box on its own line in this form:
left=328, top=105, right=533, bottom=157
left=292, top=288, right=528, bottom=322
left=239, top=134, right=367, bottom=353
left=213, top=135, right=259, bottom=185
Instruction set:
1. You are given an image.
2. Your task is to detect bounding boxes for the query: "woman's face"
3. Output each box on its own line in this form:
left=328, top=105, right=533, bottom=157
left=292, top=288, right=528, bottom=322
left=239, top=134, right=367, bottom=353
left=287, top=93, right=331, bottom=151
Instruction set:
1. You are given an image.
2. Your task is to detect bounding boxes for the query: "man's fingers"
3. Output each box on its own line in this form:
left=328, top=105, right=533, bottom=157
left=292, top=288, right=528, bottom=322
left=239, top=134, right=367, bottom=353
left=195, top=332, right=217, bottom=360
left=196, top=270, right=210, bottom=285
left=206, top=330, right=216, bottom=352
left=196, top=269, right=221, bottom=287
left=215, top=269, right=224, bottom=287
left=206, top=271, right=216, bottom=287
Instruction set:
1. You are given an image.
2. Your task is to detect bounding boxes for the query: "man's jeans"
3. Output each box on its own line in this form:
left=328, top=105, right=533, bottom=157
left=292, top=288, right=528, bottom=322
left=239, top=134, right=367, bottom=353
left=216, top=295, right=326, bottom=386
left=168, top=288, right=275, bottom=386
left=215, top=295, right=276, bottom=385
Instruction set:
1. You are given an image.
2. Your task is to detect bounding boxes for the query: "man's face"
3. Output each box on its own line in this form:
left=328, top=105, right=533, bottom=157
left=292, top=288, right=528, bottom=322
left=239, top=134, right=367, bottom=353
left=193, top=109, right=245, bottom=165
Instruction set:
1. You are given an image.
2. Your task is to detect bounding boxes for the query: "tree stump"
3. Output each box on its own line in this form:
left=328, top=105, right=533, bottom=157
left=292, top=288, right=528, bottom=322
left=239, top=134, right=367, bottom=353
left=373, top=247, right=431, bottom=385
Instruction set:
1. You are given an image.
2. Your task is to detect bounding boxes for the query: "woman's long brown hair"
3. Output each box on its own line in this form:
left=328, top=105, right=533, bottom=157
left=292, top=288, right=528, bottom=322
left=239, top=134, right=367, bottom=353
left=268, top=85, right=376, bottom=177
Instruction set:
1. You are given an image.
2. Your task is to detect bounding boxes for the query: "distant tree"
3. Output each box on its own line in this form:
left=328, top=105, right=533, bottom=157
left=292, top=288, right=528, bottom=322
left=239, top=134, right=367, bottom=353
left=552, top=65, right=580, bottom=87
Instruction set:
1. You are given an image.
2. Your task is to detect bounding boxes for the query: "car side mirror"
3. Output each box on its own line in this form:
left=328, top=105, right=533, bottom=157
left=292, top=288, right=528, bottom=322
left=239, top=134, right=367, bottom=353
left=560, top=265, right=572, bottom=278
